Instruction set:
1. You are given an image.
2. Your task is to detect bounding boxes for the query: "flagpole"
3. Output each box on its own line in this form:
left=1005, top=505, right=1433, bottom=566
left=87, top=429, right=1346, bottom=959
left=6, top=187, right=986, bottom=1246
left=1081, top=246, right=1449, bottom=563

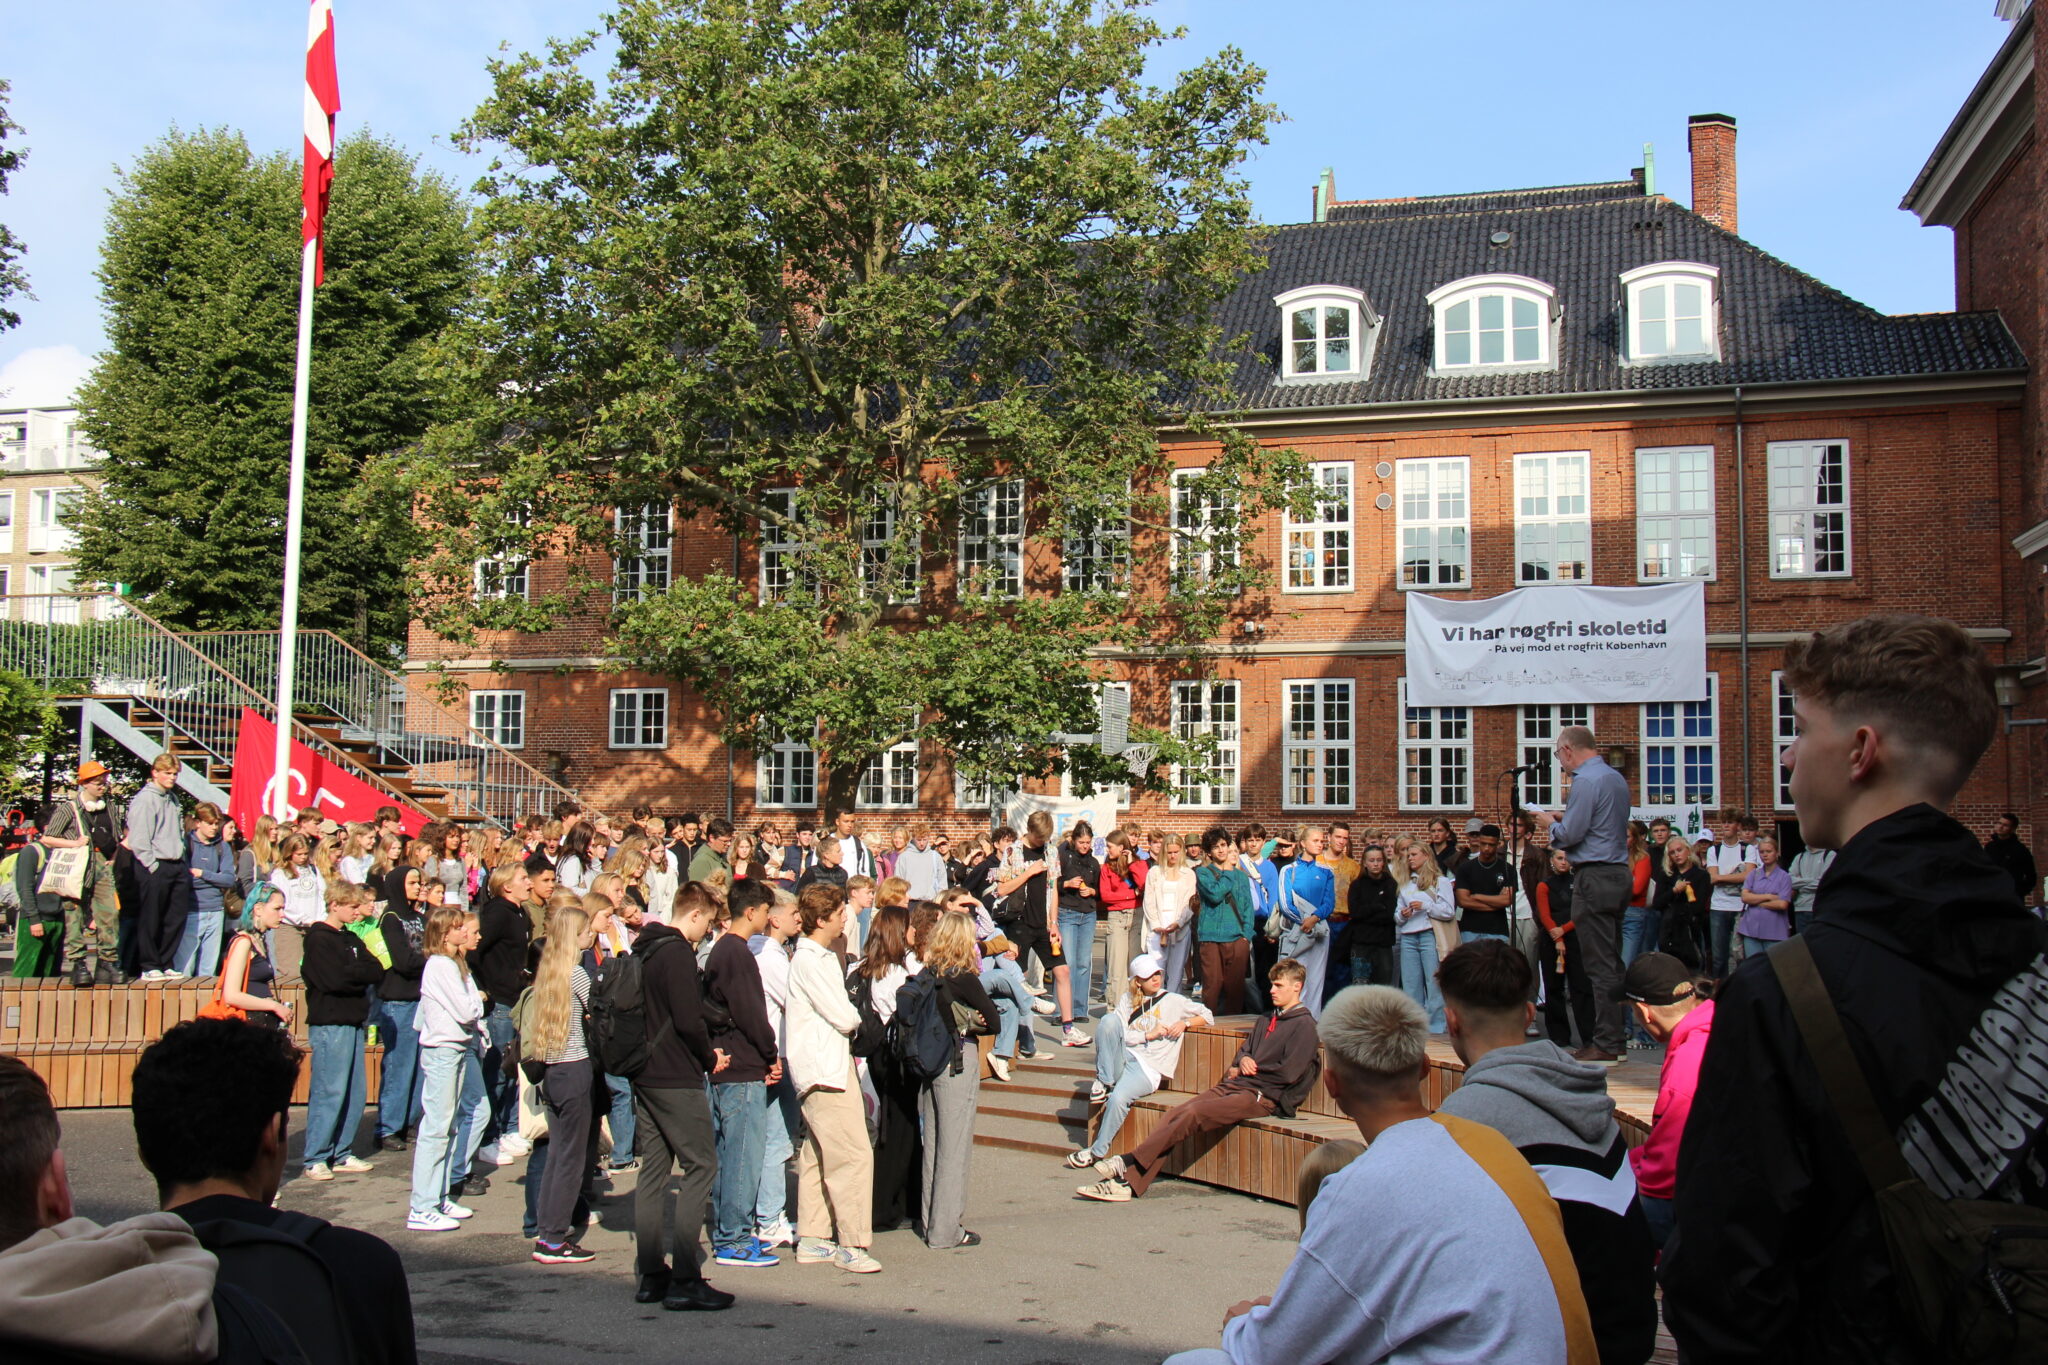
left=274, top=235, right=316, bottom=820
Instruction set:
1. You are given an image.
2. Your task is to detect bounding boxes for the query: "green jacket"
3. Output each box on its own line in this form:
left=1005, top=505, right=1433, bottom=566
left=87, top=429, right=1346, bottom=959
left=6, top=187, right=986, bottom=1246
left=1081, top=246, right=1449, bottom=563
left=1195, top=862, right=1256, bottom=943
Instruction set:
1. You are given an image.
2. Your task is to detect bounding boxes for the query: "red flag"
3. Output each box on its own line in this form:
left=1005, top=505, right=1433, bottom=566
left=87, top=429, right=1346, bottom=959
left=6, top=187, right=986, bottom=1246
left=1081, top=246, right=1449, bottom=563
left=302, top=0, right=341, bottom=285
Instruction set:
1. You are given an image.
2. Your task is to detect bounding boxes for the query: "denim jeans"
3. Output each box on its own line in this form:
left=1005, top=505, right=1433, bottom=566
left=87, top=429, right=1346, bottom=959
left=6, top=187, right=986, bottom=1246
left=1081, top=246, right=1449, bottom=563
left=447, top=1044, right=489, bottom=1189
left=1059, top=908, right=1097, bottom=1016
left=1350, top=942, right=1395, bottom=990
left=979, top=955, right=1030, bottom=1058
left=1620, top=907, right=1662, bottom=1043
left=172, top=910, right=222, bottom=979
left=709, top=1082, right=768, bottom=1249
left=1461, top=931, right=1509, bottom=944
left=1792, top=910, right=1814, bottom=937
left=376, top=999, right=423, bottom=1140
left=1088, top=1021, right=1158, bottom=1158
left=604, top=1072, right=636, bottom=1166
left=1710, top=910, right=1739, bottom=977
left=303, top=1023, right=367, bottom=1168
left=754, top=1074, right=800, bottom=1233
left=481, top=1002, right=518, bottom=1144
left=1398, top=932, right=1444, bottom=1032
left=1741, top=934, right=1782, bottom=960
left=410, top=1043, right=470, bottom=1219
left=1640, top=1193, right=1675, bottom=1252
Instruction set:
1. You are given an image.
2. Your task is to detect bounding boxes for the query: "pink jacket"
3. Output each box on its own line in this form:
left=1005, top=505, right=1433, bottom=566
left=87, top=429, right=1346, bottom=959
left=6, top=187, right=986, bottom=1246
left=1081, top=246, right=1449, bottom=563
left=1629, top=999, right=1715, bottom=1200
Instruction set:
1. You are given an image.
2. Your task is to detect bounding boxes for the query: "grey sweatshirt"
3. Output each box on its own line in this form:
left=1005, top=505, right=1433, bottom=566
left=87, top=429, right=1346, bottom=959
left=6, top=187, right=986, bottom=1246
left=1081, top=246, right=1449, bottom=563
left=1437, top=1040, right=1618, bottom=1153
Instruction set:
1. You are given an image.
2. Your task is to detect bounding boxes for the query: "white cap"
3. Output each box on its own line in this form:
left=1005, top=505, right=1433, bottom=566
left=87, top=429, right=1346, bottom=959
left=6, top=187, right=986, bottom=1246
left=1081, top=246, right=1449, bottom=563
left=1130, top=952, right=1164, bottom=980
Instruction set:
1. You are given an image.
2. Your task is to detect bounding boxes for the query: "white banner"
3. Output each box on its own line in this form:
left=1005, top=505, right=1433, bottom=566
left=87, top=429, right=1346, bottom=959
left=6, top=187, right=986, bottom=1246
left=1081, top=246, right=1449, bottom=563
left=1404, top=583, right=1707, bottom=706
left=1001, top=791, right=1120, bottom=857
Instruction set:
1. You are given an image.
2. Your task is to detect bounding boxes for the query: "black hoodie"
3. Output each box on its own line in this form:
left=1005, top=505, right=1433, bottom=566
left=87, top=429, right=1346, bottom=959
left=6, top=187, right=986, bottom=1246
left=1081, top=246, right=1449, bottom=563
left=1662, top=803, right=2048, bottom=1364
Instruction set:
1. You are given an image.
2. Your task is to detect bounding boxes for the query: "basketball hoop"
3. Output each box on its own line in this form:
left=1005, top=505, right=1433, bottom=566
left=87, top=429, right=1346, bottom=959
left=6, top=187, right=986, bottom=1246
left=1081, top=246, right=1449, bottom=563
left=1121, top=742, right=1159, bottom=781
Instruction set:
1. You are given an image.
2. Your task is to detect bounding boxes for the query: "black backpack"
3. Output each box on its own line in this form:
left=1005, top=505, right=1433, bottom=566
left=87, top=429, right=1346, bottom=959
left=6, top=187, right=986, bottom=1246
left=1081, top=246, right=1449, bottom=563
left=845, top=963, right=887, bottom=1059
left=591, top=936, right=672, bottom=1079
left=889, top=969, right=961, bottom=1082
left=185, top=1211, right=353, bottom=1365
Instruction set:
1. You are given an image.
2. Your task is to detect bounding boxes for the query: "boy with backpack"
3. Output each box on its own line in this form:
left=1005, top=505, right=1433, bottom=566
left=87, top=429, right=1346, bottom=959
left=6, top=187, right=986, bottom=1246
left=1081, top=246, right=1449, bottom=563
left=627, top=884, right=734, bottom=1312
left=703, top=880, right=782, bottom=1269
left=1663, top=615, right=2048, bottom=1364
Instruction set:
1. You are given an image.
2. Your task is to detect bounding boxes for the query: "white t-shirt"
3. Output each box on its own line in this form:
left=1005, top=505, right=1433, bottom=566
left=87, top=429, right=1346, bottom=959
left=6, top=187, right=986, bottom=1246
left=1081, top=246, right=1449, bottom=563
left=750, top=933, right=793, bottom=1053
left=1705, top=842, right=1757, bottom=915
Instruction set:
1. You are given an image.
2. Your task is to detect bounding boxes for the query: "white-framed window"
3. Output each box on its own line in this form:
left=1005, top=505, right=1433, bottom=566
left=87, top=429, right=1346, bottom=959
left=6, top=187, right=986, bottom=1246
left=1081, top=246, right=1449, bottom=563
left=1273, top=285, right=1374, bottom=379
left=1768, top=440, right=1851, bottom=578
left=469, top=690, right=526, bottom=749
left=857, top=741, right=920, bottom=810
left=954, top=768, right=1019, bottom=811
left=1427, top=274, right=1558, bottom=371
left=25, top=564, right=77, bottom=623
left=608, top=688, right=669, bottom=749
left=1062, top=681, right=1132, bottom=808
left=1514, top=452, right=1591, bottom=584
left=1637, top=446, right=1717, bottom=581
left=1171, top=680, right=1240, bottom=810
left=1641, top=677, right=1719, bottom=808
left=1171, top=467, right=1238, bottom=586
left=859, top=493, right=918, bottom=604
left=1284, top=679, right=1354, bottom=810
left=958, top=479, right=1024, bottom=599
left=612, top=502, right=672, bottom=601
left=760, top=488, right=813, bottom=602
left=473, top=507, right=530, bottom=602
left=1397, top=457, right=1469, bottom=589
left=0, top=491, right=15, bottom=533
left=758, top=733, right=819, bottom=809
left=1399, top=680, right=1470, bottom=810
left=1518, top=704, right=1593, bottom=808
left=1772, top=671, right=1797, bottom=811
left=1285, top=462, right=1354, bottom=592
left=1062, top=490, right=1131, bottom=594
left=27, top=486, right=80, bottom=554
left=1622, top=262, right=1720, bottom=361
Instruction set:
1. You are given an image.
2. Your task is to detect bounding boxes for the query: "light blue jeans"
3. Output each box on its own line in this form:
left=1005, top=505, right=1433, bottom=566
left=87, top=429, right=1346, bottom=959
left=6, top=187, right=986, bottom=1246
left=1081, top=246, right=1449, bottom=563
left=303, top=1023, right=366, bottom=1168
left=173, top=910, right=223, bottom=979
left=446, top=1044, right=489, bottom=1188
left=710, top=1081, right=767, bottom=1250
left=409, top=1043, right=477, bottom=1219
left=604, top=1072, right=636, bottom=1166
left=1060, top=908, right=1098, bottom=1016
left=754, top=1074, right=800, bottom=1233
left=979, top=955, right=1031, bottom=1058
left=1621, top=907, right=1662, bottom=1044
left=1398, top=931, right=1445, bottom=1032
left=1088, top=1021, right=1158, bottom=1159
left=376, top=999, right=423, bottom=1141
left=1741, top=934, right=1782, bottom=960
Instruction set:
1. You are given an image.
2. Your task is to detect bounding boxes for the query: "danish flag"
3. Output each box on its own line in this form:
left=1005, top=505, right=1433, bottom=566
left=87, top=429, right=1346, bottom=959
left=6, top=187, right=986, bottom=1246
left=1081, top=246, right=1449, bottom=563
left=302, top=0, right=341, bottom=285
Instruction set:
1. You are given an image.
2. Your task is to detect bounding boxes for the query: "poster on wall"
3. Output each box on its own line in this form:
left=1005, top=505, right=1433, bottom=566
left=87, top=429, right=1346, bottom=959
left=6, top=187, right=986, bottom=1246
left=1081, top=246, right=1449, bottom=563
left=226, top=707, right=429, bottom=834
left=1002, top=791, right=1120, bottom=856
left=1404, top=582, right=1707, bottom=706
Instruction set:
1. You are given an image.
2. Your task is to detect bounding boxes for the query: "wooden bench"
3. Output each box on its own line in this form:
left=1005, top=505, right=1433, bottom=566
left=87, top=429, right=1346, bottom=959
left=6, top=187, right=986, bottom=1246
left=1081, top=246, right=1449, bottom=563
left=2, top=979, right=384, bottom=1108
left=1099, top=1018, right=1652, bottom=1205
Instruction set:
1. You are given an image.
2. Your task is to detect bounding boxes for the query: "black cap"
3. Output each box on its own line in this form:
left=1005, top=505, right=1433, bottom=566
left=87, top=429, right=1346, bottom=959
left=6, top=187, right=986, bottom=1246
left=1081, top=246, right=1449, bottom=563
left=1617, top=952, right=1698, bottom=1007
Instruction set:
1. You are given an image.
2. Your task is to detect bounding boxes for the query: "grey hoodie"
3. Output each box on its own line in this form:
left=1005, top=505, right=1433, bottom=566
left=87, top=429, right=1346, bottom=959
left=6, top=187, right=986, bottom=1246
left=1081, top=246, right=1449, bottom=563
left=0, top=1213, right=219, bottom=1363
left=1436, top=1039, right=1618, bottom=1152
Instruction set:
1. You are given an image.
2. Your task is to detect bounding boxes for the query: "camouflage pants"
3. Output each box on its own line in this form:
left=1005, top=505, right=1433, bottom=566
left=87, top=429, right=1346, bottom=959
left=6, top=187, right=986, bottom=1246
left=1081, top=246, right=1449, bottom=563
left=60, top=849, right=121, bottom=967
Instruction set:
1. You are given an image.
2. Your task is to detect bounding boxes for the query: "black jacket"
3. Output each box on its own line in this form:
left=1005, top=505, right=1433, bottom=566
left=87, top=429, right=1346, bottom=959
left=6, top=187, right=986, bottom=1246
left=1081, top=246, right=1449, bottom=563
left=471, top=894, right=530, bottom=1008
left=1661, top=803, right=2048, bottom=1363
left=377, top=905, right=428, bottom=1003
left=1984, top=831, right=2038, bottom=900
left=1346, top=871, right=1399, bottom=948
left=795, top=863, right=847, bottom=894
left=703, top=931, right=778, bottom=1083
left=1056, top=845, right=1101, bottom=916
left=636, top=923, right=716, bottom=1089
left=300, top=922, right=385, bottom=1027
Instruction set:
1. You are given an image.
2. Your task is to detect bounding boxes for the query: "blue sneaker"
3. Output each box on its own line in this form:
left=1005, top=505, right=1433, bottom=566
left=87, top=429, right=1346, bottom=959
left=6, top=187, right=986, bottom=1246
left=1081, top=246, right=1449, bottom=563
left=714, top=1242, right=779, bottom=1268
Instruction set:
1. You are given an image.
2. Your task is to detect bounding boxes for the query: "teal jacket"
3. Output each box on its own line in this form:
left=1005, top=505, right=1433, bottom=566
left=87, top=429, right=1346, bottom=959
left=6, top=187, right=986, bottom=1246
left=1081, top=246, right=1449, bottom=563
left=1195, top=862, right=1256, bottom=943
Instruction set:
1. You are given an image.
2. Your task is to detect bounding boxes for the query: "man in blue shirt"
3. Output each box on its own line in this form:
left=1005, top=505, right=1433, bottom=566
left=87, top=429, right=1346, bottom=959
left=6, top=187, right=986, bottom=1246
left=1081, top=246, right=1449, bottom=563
left=1534, top=725, right=1631, bottom=1064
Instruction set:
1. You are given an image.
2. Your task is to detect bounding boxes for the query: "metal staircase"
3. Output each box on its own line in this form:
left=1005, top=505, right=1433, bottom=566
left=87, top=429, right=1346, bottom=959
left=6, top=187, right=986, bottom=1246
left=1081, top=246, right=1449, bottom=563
left=0, top=594, right=577, bottom=829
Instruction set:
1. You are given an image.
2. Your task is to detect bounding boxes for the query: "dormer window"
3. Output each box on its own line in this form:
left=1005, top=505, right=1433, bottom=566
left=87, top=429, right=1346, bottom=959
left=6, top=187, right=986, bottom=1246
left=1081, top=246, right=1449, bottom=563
left=1623, top=262, right=1720, bottom=361
left=1274, top=285, right=1376, bottom=380
left=1427, top=275, right=1559, bottom=372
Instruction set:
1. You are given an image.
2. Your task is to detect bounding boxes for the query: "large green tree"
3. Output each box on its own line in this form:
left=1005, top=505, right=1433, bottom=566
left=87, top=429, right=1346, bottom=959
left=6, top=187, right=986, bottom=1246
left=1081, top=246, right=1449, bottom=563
left=74, top=130, right=473, bottom=651
left=419, top=0, right=1301, bottom=799
left=0, top=79, right=29, bottom=333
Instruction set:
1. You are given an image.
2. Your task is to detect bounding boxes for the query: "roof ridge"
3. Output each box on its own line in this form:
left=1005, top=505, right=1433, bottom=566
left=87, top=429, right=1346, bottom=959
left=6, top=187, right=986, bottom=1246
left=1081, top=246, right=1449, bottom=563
left=1329, top=178, right=1641, bottom=208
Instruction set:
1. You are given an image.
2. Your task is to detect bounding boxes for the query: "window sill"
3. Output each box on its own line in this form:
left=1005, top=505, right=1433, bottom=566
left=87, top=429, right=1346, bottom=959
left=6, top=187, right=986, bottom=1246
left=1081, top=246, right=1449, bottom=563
left=1282, top=584, right=1357, bottom=596
left=1767, top=571, right=1853, bottom=582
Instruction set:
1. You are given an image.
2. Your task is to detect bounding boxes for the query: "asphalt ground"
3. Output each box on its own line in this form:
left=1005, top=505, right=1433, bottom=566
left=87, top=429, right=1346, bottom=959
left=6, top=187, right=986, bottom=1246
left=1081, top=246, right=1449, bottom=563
left=53, top=1103, right=1302, bottom=1365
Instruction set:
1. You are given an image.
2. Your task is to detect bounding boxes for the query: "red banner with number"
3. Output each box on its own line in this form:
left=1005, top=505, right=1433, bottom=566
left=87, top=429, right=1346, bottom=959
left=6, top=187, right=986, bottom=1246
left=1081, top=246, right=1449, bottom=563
left=227, top=707, right=427, bottom=834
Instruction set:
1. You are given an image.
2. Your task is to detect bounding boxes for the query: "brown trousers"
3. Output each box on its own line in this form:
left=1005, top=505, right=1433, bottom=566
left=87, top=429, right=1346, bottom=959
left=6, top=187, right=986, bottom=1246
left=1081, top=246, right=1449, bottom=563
left=1197, top=937, right=1250, bottom=1016
left=1122, top=1082, right=1273, bottom=1196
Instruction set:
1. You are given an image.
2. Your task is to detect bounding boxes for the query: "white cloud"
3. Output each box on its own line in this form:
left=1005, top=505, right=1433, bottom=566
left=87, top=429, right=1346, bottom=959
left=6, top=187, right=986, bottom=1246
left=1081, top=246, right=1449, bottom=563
left=0, top=345, right=96, bottom=408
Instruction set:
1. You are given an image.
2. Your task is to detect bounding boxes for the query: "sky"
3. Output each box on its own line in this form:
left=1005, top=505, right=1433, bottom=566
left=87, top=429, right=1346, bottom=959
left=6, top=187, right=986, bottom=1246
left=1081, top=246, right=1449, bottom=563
left=0, top=1, right=2021, bottom=408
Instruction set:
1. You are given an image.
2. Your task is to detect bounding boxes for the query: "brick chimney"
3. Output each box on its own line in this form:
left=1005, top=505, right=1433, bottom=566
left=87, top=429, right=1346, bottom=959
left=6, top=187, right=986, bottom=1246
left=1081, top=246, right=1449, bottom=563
left=1688, top=113, right=1738, bottom=233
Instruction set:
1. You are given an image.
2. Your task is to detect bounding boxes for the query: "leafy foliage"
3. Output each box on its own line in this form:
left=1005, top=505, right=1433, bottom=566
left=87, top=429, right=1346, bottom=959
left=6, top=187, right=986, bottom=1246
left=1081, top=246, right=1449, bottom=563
left=418, top=0, right=1303, bottom=794
left=73, top=129, right=473, bottom=651
left=0, top=80, right=29, bottom=334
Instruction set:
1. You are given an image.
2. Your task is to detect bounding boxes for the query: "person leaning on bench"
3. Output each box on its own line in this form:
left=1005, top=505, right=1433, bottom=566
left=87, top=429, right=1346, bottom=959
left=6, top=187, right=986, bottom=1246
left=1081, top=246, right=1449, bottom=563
left=1076, top=958, right=1320, bottom=1202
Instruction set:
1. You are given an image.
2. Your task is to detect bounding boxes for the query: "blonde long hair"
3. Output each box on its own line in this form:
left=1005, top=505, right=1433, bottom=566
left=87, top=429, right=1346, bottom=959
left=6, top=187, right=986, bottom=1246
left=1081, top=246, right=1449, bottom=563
left=1406, top=843, right=1444, bottom=893
left=423, top=905, right=476, bottom=979
left=529, top=906, right=591, bottom=1061
left=251, top=815, right=281, bottom=877
left=923, top=911, right=980, bottom=976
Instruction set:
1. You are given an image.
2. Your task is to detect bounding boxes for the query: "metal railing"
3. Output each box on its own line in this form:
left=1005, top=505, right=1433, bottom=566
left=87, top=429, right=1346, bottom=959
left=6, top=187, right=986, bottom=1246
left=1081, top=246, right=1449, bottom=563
left=0, top=593, right=431, bottom=822
left=182, top=628, right=578, bottom=830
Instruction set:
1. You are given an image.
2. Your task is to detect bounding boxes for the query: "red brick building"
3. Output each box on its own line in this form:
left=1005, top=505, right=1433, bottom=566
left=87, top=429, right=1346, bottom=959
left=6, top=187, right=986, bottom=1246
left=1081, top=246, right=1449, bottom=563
left=411, top=114, right=2030, bottom=847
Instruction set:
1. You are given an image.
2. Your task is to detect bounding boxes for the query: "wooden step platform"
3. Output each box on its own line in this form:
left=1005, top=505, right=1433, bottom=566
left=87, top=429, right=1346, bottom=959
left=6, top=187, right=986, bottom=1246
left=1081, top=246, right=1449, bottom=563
left=3, top=978, right=384, bottom=1108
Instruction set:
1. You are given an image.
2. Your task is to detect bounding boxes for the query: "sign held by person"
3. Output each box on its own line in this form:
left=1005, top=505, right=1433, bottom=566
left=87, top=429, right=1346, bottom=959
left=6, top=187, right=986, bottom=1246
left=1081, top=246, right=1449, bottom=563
left=1405, top=583, right=1707, bottom=706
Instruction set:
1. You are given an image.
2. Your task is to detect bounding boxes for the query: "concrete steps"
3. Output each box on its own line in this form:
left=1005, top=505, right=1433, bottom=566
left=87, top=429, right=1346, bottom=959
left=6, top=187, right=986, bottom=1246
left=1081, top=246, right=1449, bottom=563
left=972, top=1015, right=1096, bottom=1159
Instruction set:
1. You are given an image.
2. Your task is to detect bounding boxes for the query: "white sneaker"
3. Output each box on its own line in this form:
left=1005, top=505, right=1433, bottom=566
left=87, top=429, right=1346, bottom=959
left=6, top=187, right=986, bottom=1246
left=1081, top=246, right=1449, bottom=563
left=141, top=970, right=166, bottom=981
left=756, top=1219, right=795, bottom=1248
left=988, top=1054, right=1011, bottom=1082
left=439, top=1201, right=475, bottom=1220
left=1062, top=1025, right=1090, bottom=1047
left=477, top=1143, right=503, bottom=1166
left=833, top=1246, right=882, bottom=1274
left=406, top=1210, right=460, bottom=1232
left=1029, top=997, right=1057, bottom=1016
left=331, top=1155, right=375, bottom=1174
left=497, top=1133, right=533, bottom=1158
left=301, top=1162, right=334, bottom=1182
left=1088, top=1081, right=1108, bottom=1102
left=161, top=970, right=188, bottom=981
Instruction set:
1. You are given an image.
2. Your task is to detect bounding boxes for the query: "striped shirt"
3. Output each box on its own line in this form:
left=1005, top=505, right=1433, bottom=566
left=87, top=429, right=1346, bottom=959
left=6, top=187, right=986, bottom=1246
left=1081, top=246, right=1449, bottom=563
left=543, top=966, right=591, bottom=1065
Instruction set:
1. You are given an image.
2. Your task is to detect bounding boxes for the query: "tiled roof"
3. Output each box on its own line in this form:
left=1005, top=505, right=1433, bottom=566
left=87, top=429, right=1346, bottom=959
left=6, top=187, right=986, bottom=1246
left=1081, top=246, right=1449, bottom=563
left=1211, top=190, right=2024, bottom=411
